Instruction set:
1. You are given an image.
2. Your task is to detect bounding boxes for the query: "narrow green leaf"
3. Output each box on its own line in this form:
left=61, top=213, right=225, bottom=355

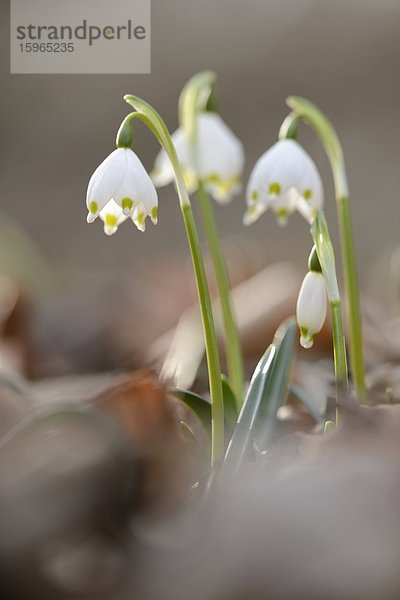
left=221, top=374, right=239, bottom=429
left=254, top=318, right=298, bottom=451
left=224, top=344, right=276, bottom=472
left=170, top=388, right=211, bottom=435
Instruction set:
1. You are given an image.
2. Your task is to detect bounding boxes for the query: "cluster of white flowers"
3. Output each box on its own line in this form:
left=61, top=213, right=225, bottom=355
left=85, top=114, right=323, bottom=238
left=86, top=107, right=328, bottom=351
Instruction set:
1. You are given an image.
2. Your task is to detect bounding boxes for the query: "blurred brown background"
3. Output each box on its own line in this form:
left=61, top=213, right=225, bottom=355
left=0, top=0, right=399, bottom=281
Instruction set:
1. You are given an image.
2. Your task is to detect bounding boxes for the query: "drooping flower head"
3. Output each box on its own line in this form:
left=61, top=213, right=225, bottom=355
left=244, top=139, right=323, bottom=226
left=152, top=112, right=244, bottom=204
left=86, top=147, right=158, bottom=234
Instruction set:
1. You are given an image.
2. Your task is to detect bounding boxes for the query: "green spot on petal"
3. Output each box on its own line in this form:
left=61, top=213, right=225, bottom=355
left=121, top=197, right=134, bottom=211
left=89, top=201, right=98, bottom=214
left=151, top=206, right=158, bottom=220
left=268, top=182, right=281, bottom=196
left=137, top=212, right=145, bottom=226
left=205, top=173, right=220, bottom=184
left=105, top=214, right=118, bottom=227
left=276, top=207, right=288, bottom=221
left=251, top=190, right=259, bottom=202
left=303, top=189, right=312, bottom=200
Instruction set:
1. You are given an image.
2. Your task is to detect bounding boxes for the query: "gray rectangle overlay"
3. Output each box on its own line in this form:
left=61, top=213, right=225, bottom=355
left=11, top=0, right=151, bottom=74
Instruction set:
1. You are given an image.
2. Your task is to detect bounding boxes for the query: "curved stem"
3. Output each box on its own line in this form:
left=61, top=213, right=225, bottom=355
left=197, top=181, right=244, bottom=408
left=122, top=96, right=224, bottom=464
left=286, top=96, right=366, bottom=399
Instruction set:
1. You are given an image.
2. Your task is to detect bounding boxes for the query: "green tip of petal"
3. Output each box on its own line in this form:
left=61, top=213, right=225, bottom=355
left=133, top=211, right=146, bottom=232
left=205, top=172, right=220, bottom=184
left=303, top=188, right=313, bottom=200
left=268, top=182, right=282, bottom=196
left=251, top=190, right=259, bottom=203
left=276, top=208, right=289, bottom=226
left=121, top=197, right=134, bottom=215
left=299, top=327, right=314, bottom=349
left=300, top=335, right=313, bottom=349
left=87, top=201, right=98, bottom=222
left=151, top=206, right=158, bottom=224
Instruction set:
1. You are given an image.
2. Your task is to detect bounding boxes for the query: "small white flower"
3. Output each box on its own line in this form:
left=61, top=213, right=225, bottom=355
left=296, top=271, right=327, bottom=349
left=244, top=139, right=323, bottom=226
left=86, top=147, right=158, bottom=233
left=152, top=112, right=244, bottom=204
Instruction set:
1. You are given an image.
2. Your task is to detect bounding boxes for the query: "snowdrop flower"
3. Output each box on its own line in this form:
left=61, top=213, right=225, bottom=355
left=86, top=147, right=158, bottom=233
left=244, top=139, right=323, bottom=226
left=296, top=270, right=327, bottom=349
left=152, top=112, right=244, bottom=204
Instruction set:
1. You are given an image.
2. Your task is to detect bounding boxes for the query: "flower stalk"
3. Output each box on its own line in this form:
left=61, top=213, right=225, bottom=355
left=197, top=180, right=244, bottom=407
left=122, top=95, right=225, bottom=465
left=284, top=96, right=366, bottom=399
left=178, top=71, right=245, bottom=405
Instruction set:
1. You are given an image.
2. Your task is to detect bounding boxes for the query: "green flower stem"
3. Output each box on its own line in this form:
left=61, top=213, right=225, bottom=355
left=122, top=96, right=224, bottom=465
left=330, top=300, right=348, bottom=387
left=311, top=211, right=348, bottom=391
left=285, top=96, right=366, bottom=399
left=197, top=181, right=244, bottom=408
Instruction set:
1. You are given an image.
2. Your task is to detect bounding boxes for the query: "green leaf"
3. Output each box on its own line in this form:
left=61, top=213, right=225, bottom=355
left=221, top=374, right=239, bottom=429
left=224, top=317, right=298, bottom=474
left=170, top=388, right=211, bottom=435
left=253, top=318, right=297, bottom=451
left=224, top=344, right=276, bottom=473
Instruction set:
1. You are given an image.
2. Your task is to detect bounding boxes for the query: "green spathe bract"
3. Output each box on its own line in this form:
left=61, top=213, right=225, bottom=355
left=311, top=211, right=348, bottom=389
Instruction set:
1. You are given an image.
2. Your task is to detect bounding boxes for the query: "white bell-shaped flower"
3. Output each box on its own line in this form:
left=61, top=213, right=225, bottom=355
left=152, top=112, right=244, bottom=204
left=244, top=139, right=323, bottom=226
left=296, top=271, right=327, bottom=349
left=86, top=147, right=158, bottom=232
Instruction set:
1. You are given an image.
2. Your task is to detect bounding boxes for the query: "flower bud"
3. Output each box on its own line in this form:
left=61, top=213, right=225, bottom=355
left=296, top=271, right=327, bottom=349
